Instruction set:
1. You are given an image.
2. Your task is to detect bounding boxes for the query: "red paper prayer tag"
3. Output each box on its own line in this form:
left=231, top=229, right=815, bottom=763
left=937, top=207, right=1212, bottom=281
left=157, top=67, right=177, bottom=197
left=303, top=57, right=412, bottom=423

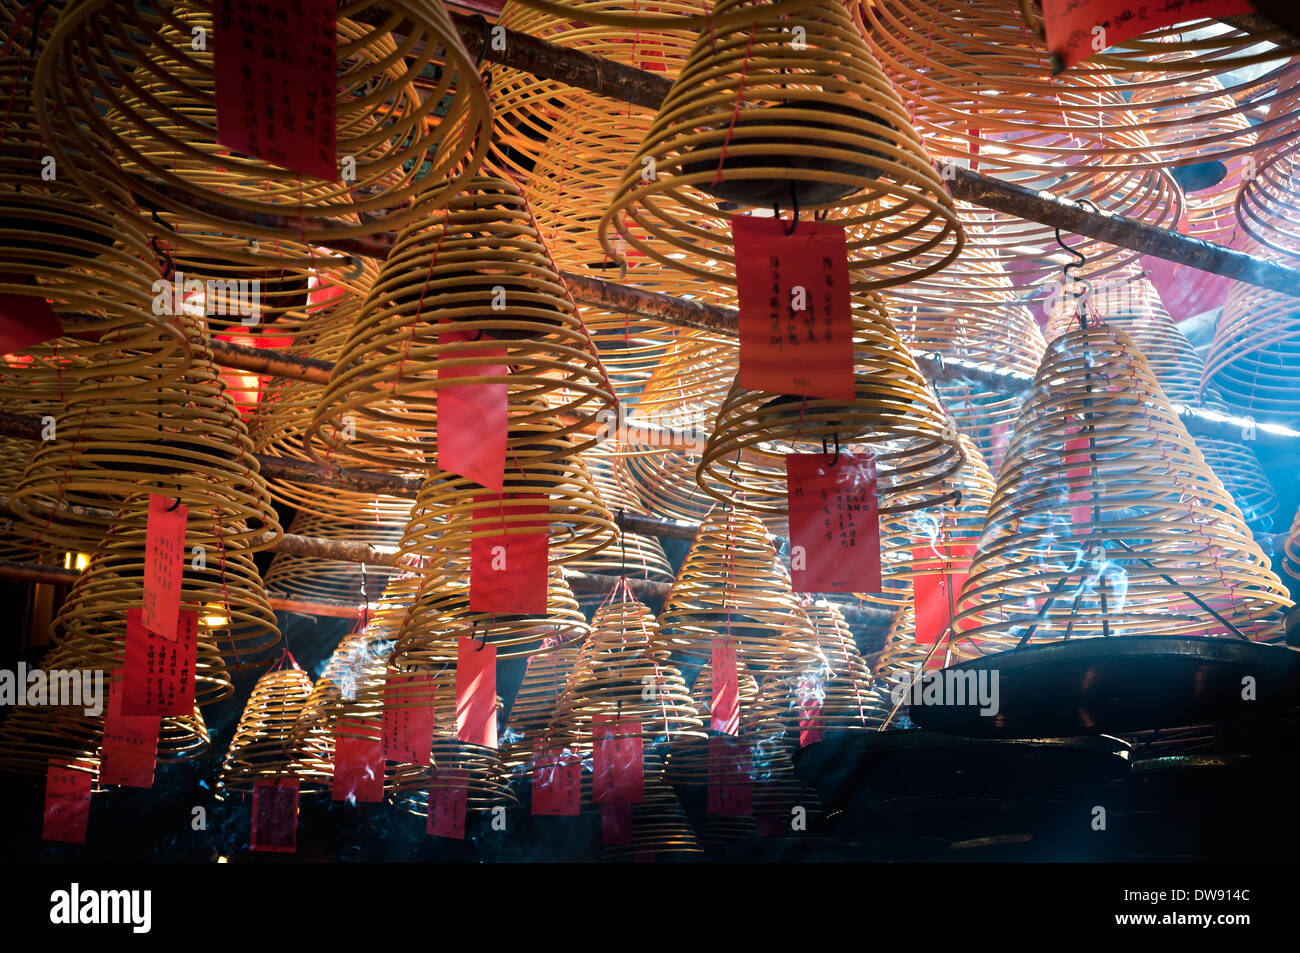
left=711, top=638, right=740, bottom=736
left=797, top=685, right=823, bottom=749
left=437, top=329, right=507, bottom=491
left=786, top=453, right=882, bottom=593
left=1041, top=0, right=1253, bottom=72
left=382, top=674, right=436, bottom=764
left=42, top=761, right=92, bottom=844
left=251, top=778, right=299, bottom=853
left=469, top=494, right=549, bottom=614
left=707, top=737, right=753, bottom=816
left=122, top=608, right=197, bottom=716
left=143, top=494, right=187, bottom=640
left=732, top=216, right=854, bottom=401
left=531, top=745, right=581, bottom=816
left=1064, top=435, right=1095, bottom=528
left=427, top=769, right=469, bottom=839
left=592, top=716, right=643, bottom=805
left=600, top=802, right=631, bottom=845
left=912, top=539, right=978, bottom=646
left=332, top=718, right=384, bottom=803
left=456, top=637, right=498, bottom=749
left=213, top=0, right=338, bottom=180
left=0, top=291, right=62, bottom=356
left=101, top=676, right=159, bottom=789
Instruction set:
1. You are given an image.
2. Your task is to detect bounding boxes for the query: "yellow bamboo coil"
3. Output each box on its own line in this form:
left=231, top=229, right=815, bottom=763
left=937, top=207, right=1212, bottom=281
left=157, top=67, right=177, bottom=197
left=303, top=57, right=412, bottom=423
left=950, top=323, right=1293, bottom=657
left=217, top=665, right=321, bottom=798
left=599, top=0, right=962, bottom=290
left=36, top=1, right=491, bottom=264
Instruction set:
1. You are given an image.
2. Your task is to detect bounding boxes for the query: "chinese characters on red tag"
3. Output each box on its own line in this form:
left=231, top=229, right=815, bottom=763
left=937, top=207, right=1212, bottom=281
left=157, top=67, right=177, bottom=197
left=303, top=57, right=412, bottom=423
left=732, top=216, right=854, bottom=401
left=213, top=0, right=338, bottom=179
left=787, top=452, right=882, bottom=593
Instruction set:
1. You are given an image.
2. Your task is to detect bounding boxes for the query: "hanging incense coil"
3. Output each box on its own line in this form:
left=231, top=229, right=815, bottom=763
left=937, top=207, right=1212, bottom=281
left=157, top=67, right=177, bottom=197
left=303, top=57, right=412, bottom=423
left=661, top=507, right=820, bottom=671
left=264, top=511, right=404, bottom=606
left=48, top=494, right=280, bottom=678
left=8, top=316, right=281, bottom=556
left=548, top=593, right=707, bottom=761
left=501, top=635, right=584, bottom=772
left=1074, top=267, right=1278, bottom=532
left=856, top=434, right=995, bottom=610
left=0, top=56, right=189, bottom=398
left=599, top=0, right=962, bottom=290
left=307, top=175, right=615, bottom=470
left=0, top=645, right=211, bottom=776
left=783, top=600, right=888, bottom=734
left=287, top=633, right=382, bottom=786
left=508, top=0, right=817, bottom=31
left=217, top=665, right=321, bottom=798
left=861, top=0, right=1300, bottom=171
left=950, top=323, right=1293, bottom=657
left=696, top=290, right=966, bottom=517
left=384, top=676, right=518, bottom=814
left=36, top=0, right=490, bottom=265
left=599, top=780, right=703, bottom=862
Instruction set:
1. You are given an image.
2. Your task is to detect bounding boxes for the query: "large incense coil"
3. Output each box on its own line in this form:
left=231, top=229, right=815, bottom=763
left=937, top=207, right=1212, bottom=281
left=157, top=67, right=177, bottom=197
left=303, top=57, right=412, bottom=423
left=395, top=418, right=616, bottom=570
left=785, top=600, right=889, bottom=734
left=1078, top=268, right=1278, bottom=532
left=0, top=389, right=65, bottom=565
left=48, top=494, right=281, bottom=678
left=548, top=594, right=707, bottom=756
left=857, top=434, right=995, bottom=610
left=0, top=645, right=210, bottom=777
left=600, top=780, right=702, bottom=862
left=949, top=323, right=1293, bottom=657
left=501, top=635, right=583, bottom=772
left=860, top=0, right=1300, bottom=171
left=1235, top=95, right=1300, bottom=263
left=36, top=1, right=491, bottom=263
left=696, top=290, right=966, bottom=517
left=383, top=675, right=517, bottom=813
left=217, top=665, right=322, bottom=798
left=506, top=0, right=819, bottom=31
left=0, top=56, right=189, bottom=398
left=599, top=0, right=962, bottom=291
left=307, top=175, right=615, bottom=469
left=394, top=563, right=591, bottom=662
left=627, top=329, right=737, bottom=435
left=661, top=507, right=820, bottom=670
left=7, top=319, right=281, bottom=555
left=264, top=511, right=405, bottom=606
left=1201, top=268, right=1300, bottom=425
left=287, top=633, right=382, bottom=786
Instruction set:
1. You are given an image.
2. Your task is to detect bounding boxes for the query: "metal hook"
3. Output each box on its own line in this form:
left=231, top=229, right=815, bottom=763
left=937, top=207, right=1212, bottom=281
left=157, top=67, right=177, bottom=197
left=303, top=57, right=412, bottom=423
left=774, top=181, right=800, bottom=236
left=1055, top=199, right=1097, bottom=331
left=473, top=623, right=486, bottom=652
left=821, top=433, right=841, bottom=467
left=165, top=494, right=182, bottom=512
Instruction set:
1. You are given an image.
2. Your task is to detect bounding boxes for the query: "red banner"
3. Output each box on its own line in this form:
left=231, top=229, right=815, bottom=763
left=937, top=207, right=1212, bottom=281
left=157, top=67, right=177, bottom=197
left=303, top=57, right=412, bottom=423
left=382, top=674, right=436, bottom=764
left=142, top=494, right=187, bottom=640
left=592, top=716, right=643, bottom=805
left=100, top=675, right=159, bottom=788
left=426, top=769, right=469, bottom=839
left=469, top=494, right=549, bottom=614
left=251, top=778, right=299, bottom=853
left=437, top=329, right=507, bottom=491
left=332, top=718, right=384, bottom=803
left=0, top=291, right=62, bottom=356
left=531, top=745, right=581, bottom=816
left=1041, top=0, right=1254, bottom=72
left=42, top=761, right=92, bottom=844
left=456, top=637, right=497, bottom=749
